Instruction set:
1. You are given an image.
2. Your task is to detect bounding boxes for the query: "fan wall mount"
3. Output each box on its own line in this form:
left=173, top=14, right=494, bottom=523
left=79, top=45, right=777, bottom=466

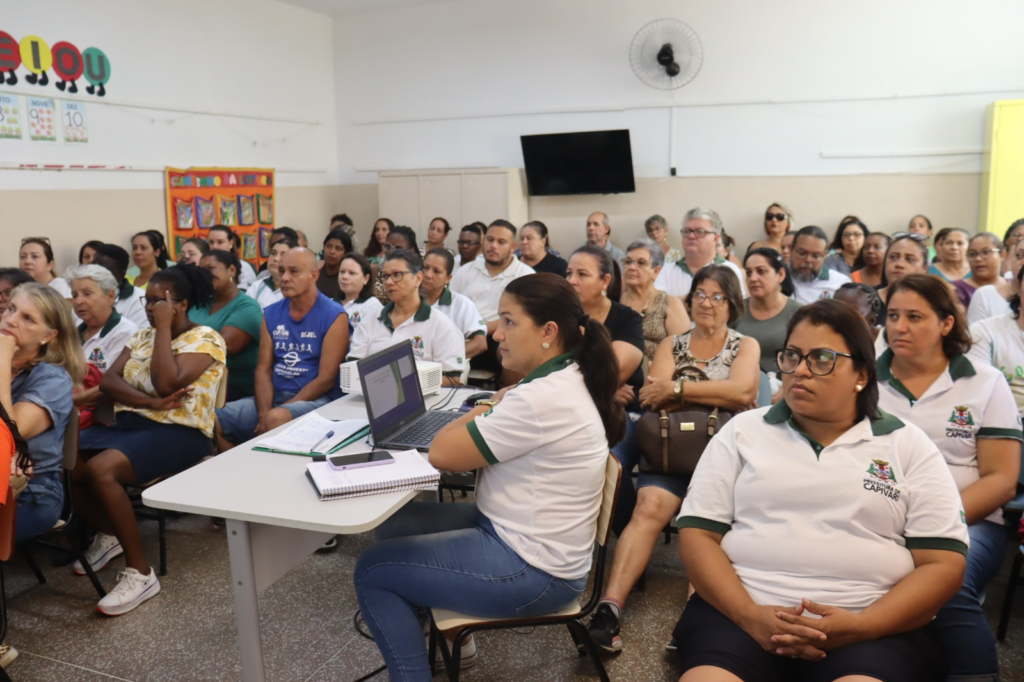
left=630, top=19, right=703, bottom=90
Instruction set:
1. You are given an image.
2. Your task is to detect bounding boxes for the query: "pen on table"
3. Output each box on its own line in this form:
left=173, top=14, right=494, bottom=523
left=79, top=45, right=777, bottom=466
left=310, top=430, right=334, bottom=453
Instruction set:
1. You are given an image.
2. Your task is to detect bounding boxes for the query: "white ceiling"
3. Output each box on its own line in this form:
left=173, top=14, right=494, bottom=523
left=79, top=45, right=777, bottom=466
left=276, top=0, right=459, bottom=16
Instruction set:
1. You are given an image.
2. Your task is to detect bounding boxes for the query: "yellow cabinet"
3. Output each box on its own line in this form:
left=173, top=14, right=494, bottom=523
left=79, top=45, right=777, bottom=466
left=980, top=100, right=1024, bottom=235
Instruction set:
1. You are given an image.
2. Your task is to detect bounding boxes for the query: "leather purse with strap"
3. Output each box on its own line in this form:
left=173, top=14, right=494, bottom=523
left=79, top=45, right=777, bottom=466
left=636, top=405, right=732, bottom=477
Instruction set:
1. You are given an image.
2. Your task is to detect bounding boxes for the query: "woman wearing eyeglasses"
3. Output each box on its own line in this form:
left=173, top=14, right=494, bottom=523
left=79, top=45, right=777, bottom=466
left=747, top=203, right=794, bottom=255
left=928, top=228, right=972, bottom=283
left=878, top=274, right=1019, bottom=681
left=76, top=264, right=226, bottom=616
left=952, top=233, right=1006, bottom=310
left=347, top=249, right=465, bottom=386
left=823, top=217, right=867, bottom=276
left=619, top=240, right=690, bottom=362
left=674, top=298, right=968, bottom=682
left=19, top=238, right=71, bottom=301
left=586, top=264, right=760, bottom=654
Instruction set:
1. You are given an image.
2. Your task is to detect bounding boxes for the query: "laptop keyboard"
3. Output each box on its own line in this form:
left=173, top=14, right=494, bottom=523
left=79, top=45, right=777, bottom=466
left=384, top=411, right=462, bottom=449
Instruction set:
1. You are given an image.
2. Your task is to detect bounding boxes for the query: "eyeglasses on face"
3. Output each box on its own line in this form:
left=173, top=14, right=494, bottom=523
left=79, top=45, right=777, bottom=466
left=456, top=240, right=479, bottom=247
left=793, top=248, right=825, bottom=262
left=380, top=271, right=412, bottom=283
left=141, top=296, right=185, bottom=307
left=682, top=228, right=714, bottom=238
left=842, top=231, right=864, bottom=240
left=968, top=248, right=1002, bottom=259
left=776, top=348, right=854, bottom=377
left=692, top=291, right=727, bottom=307
left=891, top=232, right=928, bottom=242
left=622, top=257, right=652, bottom=268
left=765, top=212, right=787, bottom=222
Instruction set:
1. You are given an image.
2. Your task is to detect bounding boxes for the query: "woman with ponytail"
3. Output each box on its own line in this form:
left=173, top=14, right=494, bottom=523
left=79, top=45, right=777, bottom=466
left=354, top=273, right=623, bottom=679
left=75, top=263, right=226, bottom=616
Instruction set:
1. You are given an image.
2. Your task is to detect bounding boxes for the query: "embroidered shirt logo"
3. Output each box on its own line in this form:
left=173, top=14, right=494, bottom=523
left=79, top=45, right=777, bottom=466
left=863, top=459, right=900, bottom=501
left=867, top=459, right=897, bottom=483
left=946, top=405, right=975, bottom=439
left=411, top=336, right=425, bottom=354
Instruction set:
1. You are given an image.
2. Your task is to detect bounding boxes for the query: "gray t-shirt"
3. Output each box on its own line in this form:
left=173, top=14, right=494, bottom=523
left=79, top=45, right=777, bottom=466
left=731, top=297, right=803, bottom=374
left=11, top=362, right=73, bottom=476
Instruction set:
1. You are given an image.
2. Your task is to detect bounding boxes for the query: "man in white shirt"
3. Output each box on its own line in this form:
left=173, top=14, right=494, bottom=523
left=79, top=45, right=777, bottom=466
left=450, top=219, right=535, bottom=380
left=654, top=207, right=746, bottom=298
left=92, top=244, right=149, bottom=329
left=208, top=225, right=257, bottom=290
left=583, top=212, right=625, bottom=264
left=790, top=225, right=851, bottom=304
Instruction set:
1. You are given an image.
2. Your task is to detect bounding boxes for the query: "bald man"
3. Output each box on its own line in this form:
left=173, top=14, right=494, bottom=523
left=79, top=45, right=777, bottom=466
left=215, top=247, right=351, bottom=449
left=583, top=211, right=625, bottom=263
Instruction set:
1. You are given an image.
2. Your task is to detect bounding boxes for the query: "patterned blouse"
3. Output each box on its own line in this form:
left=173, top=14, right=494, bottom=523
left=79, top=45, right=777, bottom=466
left=115, top=326, right=227, bottom=438
left=641, top=291, right=671, bottom=362
left=672, top=328, right=745, bottom=384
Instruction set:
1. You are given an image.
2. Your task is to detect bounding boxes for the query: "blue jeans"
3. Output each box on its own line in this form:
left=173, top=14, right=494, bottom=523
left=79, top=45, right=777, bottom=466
left=215, top=391, right=332, bottom=445
left=611, top=413, right=689, bottom=536
left=933, top=520, right=1004, bottom=681
left=15, top=472, right=63, bottom=545
left=354, top=502, right=587, bottom=682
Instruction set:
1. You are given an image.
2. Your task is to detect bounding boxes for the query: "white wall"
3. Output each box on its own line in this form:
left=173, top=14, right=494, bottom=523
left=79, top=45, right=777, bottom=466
left=332, top=0, right=1024, bottom=183
left=0, top=0, right=338, bottom=191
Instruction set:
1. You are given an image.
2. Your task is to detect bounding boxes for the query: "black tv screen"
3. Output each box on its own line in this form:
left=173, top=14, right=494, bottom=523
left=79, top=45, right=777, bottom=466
left=520, top=130, right=635, bottom=196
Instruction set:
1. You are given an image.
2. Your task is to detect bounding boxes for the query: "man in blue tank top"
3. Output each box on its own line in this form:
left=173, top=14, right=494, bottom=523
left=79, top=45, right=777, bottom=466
left=215, top=248, right=350, bottom=449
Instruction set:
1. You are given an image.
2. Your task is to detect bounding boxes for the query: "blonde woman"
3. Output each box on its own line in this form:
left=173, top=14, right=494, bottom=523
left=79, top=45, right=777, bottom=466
left=747, top=202, right=794, bottom=254
left=0, top=283, right=85, bottom=544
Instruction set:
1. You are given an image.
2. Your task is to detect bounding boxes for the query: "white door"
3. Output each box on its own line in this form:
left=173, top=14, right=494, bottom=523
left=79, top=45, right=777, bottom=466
left=378, top=175, right=420, bottom=228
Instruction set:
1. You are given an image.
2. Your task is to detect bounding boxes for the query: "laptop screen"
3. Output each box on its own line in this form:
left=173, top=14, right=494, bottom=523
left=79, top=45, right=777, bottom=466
left=357, top=341, right=425, bottom=441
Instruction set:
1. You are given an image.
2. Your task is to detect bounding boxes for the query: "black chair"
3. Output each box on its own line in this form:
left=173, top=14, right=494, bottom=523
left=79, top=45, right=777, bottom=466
left=429, top=454, right=621, bottom=682
left=22, top=408, right=106, bottom=598
left=995, top=440, right=1024, bottom=640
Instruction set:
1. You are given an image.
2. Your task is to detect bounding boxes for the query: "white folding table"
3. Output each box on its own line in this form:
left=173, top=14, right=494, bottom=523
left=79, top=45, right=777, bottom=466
left=143, top=389, right=474, bottom=682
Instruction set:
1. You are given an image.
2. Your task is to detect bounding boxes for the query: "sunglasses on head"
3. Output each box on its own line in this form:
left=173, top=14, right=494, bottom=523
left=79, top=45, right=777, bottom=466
left=765, top=212, right=787, bottom=222
left=891, top=232, right=928, bottom=242
left=21, top=237, right=52, bottom=245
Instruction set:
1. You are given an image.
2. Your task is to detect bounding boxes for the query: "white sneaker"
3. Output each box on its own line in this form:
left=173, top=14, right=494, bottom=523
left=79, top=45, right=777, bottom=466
left=432, top=634, right=477, bottom=670
left=0, top=643, right=18, bottom=668
left=72, top=533, right=123, bottom=576
left=96, top=567, right=161, bottom=616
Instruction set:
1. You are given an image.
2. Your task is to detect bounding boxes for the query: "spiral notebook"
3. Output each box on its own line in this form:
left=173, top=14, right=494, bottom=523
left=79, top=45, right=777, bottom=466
left=304, top=450, right=440, bottom=501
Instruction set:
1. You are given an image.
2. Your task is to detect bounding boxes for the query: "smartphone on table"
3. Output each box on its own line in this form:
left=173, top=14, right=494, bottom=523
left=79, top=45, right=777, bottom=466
left=327, top=450, right=395, bottom=471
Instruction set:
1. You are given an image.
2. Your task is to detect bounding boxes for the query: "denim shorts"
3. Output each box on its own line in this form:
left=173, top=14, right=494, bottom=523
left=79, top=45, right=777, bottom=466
left=216, top=391, right=332, bottom=445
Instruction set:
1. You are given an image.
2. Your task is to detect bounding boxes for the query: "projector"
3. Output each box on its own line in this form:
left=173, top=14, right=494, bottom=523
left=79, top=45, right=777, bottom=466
left=339, top=359, right=443, bottom=396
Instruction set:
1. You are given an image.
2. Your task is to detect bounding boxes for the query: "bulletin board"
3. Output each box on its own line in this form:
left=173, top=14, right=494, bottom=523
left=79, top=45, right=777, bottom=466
left=164, top=167, right=275, bottom=268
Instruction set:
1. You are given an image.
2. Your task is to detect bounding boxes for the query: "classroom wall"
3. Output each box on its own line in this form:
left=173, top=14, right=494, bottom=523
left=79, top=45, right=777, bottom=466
left=330, top=0, right=1024, bottom=249
left=0, top=0, right=339, bottom=268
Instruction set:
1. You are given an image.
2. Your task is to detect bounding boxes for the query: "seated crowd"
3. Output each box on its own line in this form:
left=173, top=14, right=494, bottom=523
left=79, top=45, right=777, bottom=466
left=2, top=204, right=1023, bottom=682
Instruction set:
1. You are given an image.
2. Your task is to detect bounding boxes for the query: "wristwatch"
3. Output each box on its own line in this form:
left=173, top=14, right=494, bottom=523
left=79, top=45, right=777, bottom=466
left=673, top=380, right=684, bottom=399
left=475, top=399, right=499, bottom=408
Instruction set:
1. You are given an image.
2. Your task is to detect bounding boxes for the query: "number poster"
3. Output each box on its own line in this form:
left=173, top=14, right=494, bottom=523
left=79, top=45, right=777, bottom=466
left=61, top=100, right=87, bottom=143
left=27, top=97, right=56, bottom=141
left=0, top=94, right=21, bottom=139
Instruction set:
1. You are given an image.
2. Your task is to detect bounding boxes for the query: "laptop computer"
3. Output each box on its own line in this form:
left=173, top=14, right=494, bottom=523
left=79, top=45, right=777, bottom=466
left=357, top=340, right=461, bottom=450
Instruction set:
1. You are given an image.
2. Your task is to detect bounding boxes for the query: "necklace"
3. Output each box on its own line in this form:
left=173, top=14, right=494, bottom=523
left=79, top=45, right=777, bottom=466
left=636, top=289, right=658, bottom=318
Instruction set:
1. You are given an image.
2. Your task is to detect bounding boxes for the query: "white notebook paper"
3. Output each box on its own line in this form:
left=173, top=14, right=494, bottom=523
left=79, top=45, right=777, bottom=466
left=305, top=450, right=440, bottom=500
left=256, top=413, right=369, bottom=455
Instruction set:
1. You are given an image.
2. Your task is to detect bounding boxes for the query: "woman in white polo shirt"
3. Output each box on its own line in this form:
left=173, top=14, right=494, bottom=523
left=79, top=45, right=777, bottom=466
left=347, top=249, right=466, bottom=386
left=336, top=253, right=383, bottom=329
left=421, top=248, right=487, bottom=361
left=878, top=274, right=1021, bottom=681
left=676, top=299, right=969, bottom=682
left=969, top=265, right=1024, bottom=414
left=353, top=273, right=624, bottom=680
left=68, top=264, right=138, bottom=426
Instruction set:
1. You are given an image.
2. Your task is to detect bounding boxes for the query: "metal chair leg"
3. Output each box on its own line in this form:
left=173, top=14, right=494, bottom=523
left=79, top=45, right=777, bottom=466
left=158, top=510, right=167, bottom=576
left=76, top=548, right=107, bottom=598
left=566, top=622, right=586, bottom=657
left=567, top=620, right=611, bottom=682
left=22, top=548, right=45, bottom=585
left=998, top=547, right=1023, bottom=640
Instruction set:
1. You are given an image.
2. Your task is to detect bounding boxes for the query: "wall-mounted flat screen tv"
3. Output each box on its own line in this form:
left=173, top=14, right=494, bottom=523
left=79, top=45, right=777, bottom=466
left=520, top=129, right=635, bottom=196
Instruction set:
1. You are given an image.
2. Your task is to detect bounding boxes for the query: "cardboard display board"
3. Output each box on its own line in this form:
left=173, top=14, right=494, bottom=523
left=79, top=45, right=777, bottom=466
left=164, top=167, right=275, bottom=268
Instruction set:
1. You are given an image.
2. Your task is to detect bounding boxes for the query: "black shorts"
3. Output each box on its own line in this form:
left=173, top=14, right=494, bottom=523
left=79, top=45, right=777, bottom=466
left=673, top=594, right=946, bottom=682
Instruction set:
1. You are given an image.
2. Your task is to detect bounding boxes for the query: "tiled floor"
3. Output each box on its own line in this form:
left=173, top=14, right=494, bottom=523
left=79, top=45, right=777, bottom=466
left=3, top=506, right=1024, bottom=681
